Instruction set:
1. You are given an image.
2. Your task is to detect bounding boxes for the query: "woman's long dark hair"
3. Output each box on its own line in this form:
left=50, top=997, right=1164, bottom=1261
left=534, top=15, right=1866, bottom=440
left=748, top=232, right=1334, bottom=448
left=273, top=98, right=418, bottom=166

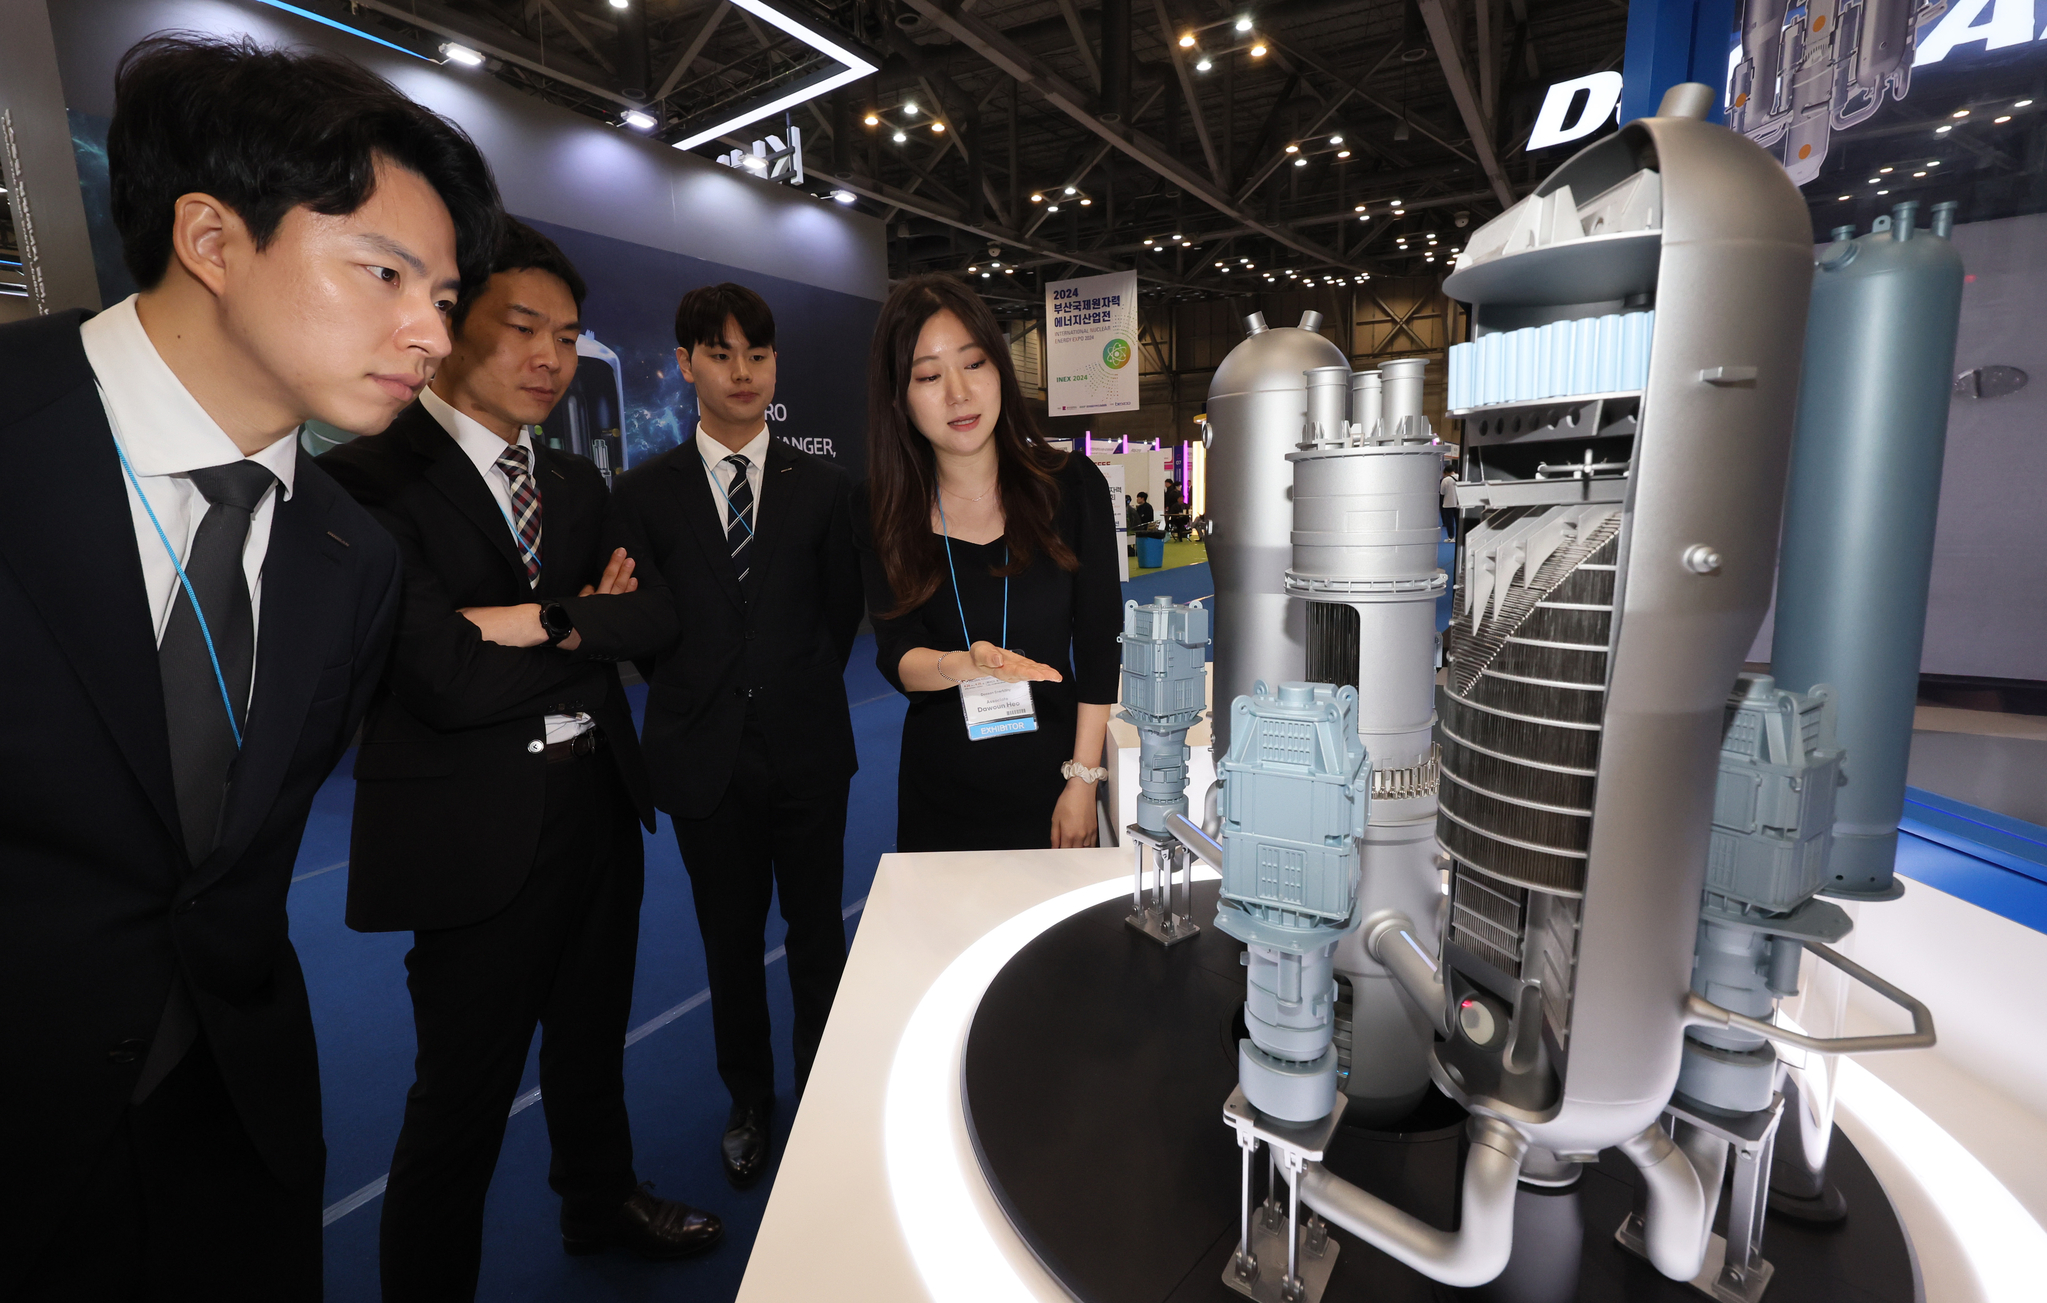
left=866, top=274, right=1076, bottom=619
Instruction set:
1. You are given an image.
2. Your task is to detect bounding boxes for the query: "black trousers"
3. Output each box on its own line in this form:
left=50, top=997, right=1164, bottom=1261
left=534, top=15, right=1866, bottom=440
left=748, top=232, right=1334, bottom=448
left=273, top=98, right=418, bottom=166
left=379, top=748, right=645, bottom=1303
left=15, top=1035, right=321, bottom=1302
left=672, top=715, right=849, bottom=1108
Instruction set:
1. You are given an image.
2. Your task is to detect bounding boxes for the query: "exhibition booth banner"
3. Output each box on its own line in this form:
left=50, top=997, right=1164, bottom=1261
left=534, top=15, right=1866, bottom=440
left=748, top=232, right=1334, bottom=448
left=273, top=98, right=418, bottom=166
left=1045, top=271, right=1139, bottom=416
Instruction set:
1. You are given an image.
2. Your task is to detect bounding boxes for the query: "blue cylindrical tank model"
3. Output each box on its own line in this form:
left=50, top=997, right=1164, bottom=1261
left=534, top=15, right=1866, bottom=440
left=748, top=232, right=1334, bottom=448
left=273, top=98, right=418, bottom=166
left=1770, top=200, right=1964, bottom=898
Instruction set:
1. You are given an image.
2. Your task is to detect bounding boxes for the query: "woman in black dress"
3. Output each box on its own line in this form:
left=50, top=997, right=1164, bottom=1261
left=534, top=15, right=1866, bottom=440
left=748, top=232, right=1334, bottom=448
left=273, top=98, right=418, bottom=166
left=855, top=275, right=1122, bottom=852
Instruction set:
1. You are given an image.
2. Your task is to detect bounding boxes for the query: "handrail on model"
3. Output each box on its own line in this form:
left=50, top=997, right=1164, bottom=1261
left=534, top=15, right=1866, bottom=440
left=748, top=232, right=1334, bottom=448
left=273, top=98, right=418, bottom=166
left=1684, top=941, right=1936, bottom=1054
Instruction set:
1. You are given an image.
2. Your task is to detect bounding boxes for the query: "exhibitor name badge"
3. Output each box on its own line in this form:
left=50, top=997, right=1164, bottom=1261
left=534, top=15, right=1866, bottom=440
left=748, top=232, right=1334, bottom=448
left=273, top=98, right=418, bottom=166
left=1046, top=270, right=1139, bottom=415
left=958, top=676, right=1039, bottom=741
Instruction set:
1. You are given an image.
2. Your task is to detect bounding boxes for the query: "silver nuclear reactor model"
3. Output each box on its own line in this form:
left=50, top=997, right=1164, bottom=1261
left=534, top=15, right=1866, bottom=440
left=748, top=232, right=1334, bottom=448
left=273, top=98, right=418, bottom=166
left=1287, top=357, right=1448, bottom=1127
left=1175, top=86, right=1944, bottom=1302
left=1204, top=311, right=1349, bottom=756
left=1116, top=595, right=1213, bottom=944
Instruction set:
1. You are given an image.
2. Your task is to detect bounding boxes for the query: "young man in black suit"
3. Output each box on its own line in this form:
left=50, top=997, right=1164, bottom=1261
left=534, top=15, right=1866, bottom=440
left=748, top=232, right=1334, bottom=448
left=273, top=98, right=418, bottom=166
left=320, top=224, right=719, bottom=1302
left=0, top=36, right=499, bottom=1301
left=610, top=284, right=862, bottom=1188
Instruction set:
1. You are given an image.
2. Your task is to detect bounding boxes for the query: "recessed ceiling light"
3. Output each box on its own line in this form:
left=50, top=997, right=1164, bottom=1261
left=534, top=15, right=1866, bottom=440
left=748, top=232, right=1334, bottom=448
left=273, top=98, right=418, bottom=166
left=893, top=131, right=907, bottom=142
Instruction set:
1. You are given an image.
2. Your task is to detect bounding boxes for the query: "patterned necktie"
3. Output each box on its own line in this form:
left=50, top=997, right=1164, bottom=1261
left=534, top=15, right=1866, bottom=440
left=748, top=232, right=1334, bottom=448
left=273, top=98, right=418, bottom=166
left=159, top=459, right=275, bottom=865
left=497, top=445, right=543, bottom=587
left=723, top=453, right=755, bottom=588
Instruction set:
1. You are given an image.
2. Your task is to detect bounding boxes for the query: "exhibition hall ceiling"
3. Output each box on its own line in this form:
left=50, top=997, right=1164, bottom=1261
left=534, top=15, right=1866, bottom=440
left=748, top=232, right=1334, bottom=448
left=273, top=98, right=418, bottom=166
left=291, top=0, right=1634, bottom=303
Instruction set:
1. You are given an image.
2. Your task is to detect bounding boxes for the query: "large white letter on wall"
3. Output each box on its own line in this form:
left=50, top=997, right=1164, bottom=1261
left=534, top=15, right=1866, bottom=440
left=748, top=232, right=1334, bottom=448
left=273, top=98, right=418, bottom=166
left=1046, top=270, right=1140, bottom=415
left=1527, top=71, right=1625, bottom=150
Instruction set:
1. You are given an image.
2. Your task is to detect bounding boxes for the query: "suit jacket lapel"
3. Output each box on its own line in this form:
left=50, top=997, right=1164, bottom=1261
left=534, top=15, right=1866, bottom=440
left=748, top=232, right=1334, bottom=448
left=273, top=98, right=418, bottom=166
left=411, top=410, right=528, bottom=586
left=676, top=437, right=743, bottom=610
left=0, top=327, right=181, bottom=847
left=196, top=456, right=348, bottom=890
left=746, top=437, right=796, bottom=596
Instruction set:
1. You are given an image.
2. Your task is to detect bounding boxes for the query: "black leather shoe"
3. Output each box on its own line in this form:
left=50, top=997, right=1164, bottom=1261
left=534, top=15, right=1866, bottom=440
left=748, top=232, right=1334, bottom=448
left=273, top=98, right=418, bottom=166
left=721, top=1100, right=774, bottom=1189
left=561, top=1184, right=722, bottom=1260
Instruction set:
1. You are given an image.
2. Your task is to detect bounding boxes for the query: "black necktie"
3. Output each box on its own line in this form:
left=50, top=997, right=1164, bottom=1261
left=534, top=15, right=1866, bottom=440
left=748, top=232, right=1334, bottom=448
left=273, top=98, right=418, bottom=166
left=724, top=453, right=755, bottom=590
left=159, top=460, right=275, bottom=865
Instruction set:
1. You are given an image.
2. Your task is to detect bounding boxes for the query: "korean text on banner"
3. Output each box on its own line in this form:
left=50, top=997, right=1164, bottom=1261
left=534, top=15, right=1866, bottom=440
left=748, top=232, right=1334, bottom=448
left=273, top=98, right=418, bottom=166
left=1046, top=271, right=1139, bottom=415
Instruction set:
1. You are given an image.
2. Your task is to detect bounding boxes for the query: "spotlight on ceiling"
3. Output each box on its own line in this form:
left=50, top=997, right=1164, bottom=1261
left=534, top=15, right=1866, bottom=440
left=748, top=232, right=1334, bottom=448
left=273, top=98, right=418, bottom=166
left=1336, top=150, right=1350, bottom=159
left=1047, top=203, right=1060, bottom=212
left=1031, top=192, right=1045, bottom=202
left=621, top=108, right=657, bottom=130
left=1329, top=135, right=1343, bottom=145
left=609, top=0, right=628, bottom=8
left=1250, top=43, right=1267, bottom=56
left=830, top=188, right=856, bottom=203
left=931, top=122, right=945, bottom=132
left=1180, top=33, right=1196, bottom=47
left=1196, top=57, right=1213, bottom=71
left=441, top=42, right=486, bottom=66
left=904, top=102, right=919, bottom=116
left=1065, top=185, right=1077, bottom=195
left=1284, top=143, right=1299, bottom=153
left=893, top=130, right=907, bottom=142
left=1236, top=16, right=1253, bottom=31
left=1079, top=197, right=1092, bottom=205
left=1294, top=158, right=1307, bottom=167
left=864, top=113, right=880, bottom=126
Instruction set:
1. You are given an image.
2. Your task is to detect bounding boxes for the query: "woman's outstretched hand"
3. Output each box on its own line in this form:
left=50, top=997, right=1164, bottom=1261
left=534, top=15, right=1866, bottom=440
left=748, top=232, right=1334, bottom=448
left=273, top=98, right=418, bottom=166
left=966, top=640, right=1063, bottom=684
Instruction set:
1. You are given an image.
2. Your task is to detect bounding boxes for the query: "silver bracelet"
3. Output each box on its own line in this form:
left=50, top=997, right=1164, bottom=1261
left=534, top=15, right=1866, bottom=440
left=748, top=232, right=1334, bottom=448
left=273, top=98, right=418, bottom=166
left=935, top=649, right=972, bottom=684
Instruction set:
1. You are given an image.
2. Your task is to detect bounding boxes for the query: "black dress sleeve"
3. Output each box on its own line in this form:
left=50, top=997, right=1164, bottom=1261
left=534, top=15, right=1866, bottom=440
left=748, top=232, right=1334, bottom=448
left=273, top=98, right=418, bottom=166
left=1065, top=455, right=1125, bottom=705
left=853, top=479, right=939, bottom=696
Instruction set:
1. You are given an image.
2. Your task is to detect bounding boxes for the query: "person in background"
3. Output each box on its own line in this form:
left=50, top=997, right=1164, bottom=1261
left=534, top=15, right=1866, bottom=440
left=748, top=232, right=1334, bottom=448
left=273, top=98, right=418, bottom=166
left=1163, top=477, right=1183, bottom=515
left=856, top=274, right=1122, bottom=852
left=0, top=34, right=497, bottom=1300
left=607, top=283, right=862, bottom=1191
left=1130, top=490, right=1158, bottom=533
left=320, top=222, right=719, bottom=1302
left=1440, top=461, right=1460, bottom=540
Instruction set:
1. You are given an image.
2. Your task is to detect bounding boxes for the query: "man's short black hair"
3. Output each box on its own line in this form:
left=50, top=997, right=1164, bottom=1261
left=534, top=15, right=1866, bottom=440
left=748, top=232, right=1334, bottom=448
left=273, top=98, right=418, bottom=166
left=674, top=282, right=775, bottom=352
left=109, top=33, right=503, bottom=292
left=452, top=219, right=587, bottom=330
left=1136, top=492, right=1149, bottom=500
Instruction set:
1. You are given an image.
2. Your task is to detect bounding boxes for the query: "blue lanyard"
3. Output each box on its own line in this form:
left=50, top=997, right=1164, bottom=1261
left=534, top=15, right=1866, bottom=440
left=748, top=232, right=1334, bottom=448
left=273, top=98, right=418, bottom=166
left=113, top=435, right=245, bottom=749
left=936, top=493, right=1007, bottom=651
left=698, top=440, right=755, bottom=538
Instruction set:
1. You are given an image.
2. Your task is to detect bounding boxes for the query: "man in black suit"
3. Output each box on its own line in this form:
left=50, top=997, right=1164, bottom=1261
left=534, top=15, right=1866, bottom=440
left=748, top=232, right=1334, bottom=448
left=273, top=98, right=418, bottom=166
left=320, top=223, right=720, bottom=1300
left=610, top=283, right=862, bottom=1188
left=0, top=36, right=499, bottom=1301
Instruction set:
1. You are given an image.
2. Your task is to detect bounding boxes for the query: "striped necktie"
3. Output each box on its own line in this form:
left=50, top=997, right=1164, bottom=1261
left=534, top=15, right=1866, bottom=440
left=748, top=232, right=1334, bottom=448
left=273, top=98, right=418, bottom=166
left=496, top=445, right=542, bottom=587
left=723, top=453, right=755, bottom=587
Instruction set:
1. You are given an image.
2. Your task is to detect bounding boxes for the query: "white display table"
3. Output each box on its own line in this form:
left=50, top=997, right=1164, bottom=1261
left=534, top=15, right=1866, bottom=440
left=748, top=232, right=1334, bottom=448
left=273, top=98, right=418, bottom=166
left=737, top=848, right=2046, bottom=1303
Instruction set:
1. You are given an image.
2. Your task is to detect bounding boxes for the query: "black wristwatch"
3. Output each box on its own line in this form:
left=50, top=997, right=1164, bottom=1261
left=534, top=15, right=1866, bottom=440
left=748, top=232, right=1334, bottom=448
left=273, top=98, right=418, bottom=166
left=538, top=601, right=576, bottom=646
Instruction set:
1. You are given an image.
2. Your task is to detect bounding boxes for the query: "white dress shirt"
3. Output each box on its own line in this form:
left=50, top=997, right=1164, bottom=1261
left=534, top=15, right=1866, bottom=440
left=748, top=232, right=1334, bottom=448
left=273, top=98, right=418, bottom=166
left=419, top=385, right=593, bottom=743
left=696, top=423, right=770, bottom=531
left=81, top=295, right=297, bottom=659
